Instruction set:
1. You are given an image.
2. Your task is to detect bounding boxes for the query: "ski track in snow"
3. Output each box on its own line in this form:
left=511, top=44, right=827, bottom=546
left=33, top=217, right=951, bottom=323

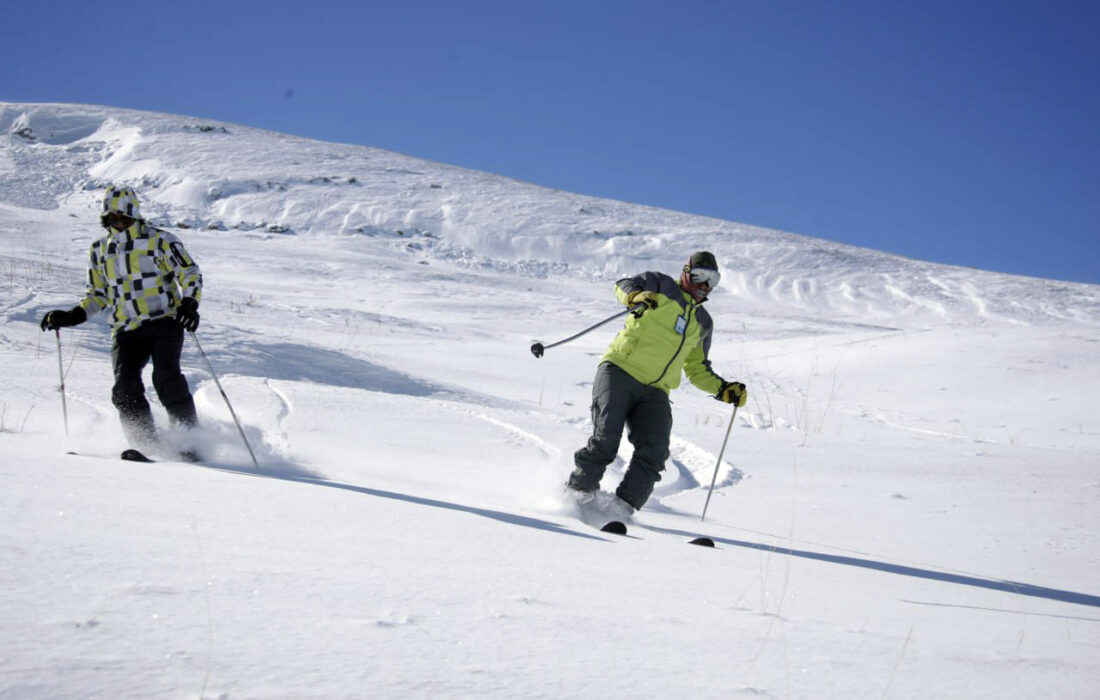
left=450, top=406, right=562, bottom=461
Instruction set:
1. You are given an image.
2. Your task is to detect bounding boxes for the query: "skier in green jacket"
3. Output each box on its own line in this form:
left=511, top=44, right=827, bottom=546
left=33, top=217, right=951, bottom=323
left=566, top=251, right=747, bottom=519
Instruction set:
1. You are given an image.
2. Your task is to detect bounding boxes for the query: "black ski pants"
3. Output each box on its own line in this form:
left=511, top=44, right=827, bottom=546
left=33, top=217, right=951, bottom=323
left=569, top=361, right=672, bottom=510
left=111, top=318, right=197, bottom=445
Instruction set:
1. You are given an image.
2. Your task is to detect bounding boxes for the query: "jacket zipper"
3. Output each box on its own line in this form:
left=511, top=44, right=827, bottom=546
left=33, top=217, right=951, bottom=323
left=647, top=302, right=693, bottom=387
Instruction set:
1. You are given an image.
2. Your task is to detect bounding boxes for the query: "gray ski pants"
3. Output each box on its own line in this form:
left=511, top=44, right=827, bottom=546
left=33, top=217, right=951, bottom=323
left=569, top=362, right=672, bottom=510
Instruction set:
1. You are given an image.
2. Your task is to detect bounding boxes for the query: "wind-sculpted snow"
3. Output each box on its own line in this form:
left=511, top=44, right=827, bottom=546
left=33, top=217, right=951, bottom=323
left=3, top=101, right=1097, bottom=328
left=0, top=105, right=108, bottom=145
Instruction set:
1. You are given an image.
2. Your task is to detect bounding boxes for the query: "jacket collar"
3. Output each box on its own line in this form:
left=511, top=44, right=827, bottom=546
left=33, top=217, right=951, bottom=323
left=108, top=221, right=144, bottom=242
left=678, top=283, right=708, bottom=306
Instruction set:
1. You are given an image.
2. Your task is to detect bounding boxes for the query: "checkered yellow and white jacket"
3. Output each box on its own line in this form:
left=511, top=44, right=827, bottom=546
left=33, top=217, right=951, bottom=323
left=79, top=221, right=203, bottom=333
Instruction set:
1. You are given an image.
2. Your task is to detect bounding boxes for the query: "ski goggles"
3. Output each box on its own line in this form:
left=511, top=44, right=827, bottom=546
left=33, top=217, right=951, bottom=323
left=689, top=266, right=721, bottom=289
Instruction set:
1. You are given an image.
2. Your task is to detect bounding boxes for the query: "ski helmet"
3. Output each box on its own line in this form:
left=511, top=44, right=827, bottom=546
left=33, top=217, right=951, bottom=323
left=681, top=250, right=721, bottom=299
left=688, top=250, right=718, bottom=272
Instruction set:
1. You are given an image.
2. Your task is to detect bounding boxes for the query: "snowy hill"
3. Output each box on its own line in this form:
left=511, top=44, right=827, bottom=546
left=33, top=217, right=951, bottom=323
left=1, top=102, right=1098, bottom=699
left=4, top=102, right=1097, bottom=329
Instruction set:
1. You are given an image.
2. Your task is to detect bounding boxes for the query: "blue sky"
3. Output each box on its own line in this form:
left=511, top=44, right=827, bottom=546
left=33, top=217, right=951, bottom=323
left=4, top=0, right=1098, bottom=283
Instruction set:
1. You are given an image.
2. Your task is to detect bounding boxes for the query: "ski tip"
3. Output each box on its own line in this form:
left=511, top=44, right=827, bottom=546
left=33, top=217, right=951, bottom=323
left=120, top=449, right=155, bottom=463
left=689, top=536, right=715, bottom=548
left=600, top=521, right=628, bottom=535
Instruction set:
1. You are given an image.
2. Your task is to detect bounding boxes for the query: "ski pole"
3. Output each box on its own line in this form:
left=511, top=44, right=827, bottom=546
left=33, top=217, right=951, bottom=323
left=189, top=332, right=260, bottom=469
left=531, top=306, right=643, bottom=358
left=55, top=330, right=69, bottom=437
left=701, top=404, right=738, bottom=521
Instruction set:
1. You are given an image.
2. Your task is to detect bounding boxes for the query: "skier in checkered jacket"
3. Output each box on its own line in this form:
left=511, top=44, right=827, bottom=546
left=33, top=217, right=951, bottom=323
left=41, top=186, right=204, bottom=453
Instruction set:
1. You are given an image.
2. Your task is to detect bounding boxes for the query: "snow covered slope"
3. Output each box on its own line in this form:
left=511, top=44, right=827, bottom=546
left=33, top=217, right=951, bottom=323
left=1, top=102, right=1098, bottom=699
left=3, top=102, right=1096, bottom=328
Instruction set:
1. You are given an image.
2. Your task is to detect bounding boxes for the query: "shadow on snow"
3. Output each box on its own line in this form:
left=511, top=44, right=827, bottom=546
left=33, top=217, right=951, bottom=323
left=186, top=337, right=516, bottom=408
left=204, top=461, right=604, bottom=543
left=645, top=525, right=1100, bottom=609
left=193, top=340, right=447, bottom=396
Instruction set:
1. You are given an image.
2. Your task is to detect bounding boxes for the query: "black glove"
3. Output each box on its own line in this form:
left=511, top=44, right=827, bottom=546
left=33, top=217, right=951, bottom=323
left=177, top=297, right=200, bottom=332
left=716, top=381, right=747, bottom=407
left=40, top=306, right=87, bottom=331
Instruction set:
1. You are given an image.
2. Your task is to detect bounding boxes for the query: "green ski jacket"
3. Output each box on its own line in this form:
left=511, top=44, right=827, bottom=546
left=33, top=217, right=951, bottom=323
left=601, top=271, right=726, bottom=395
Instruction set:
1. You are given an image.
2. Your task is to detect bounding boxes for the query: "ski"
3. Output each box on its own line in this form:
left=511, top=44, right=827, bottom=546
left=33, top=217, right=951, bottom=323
left=594, top=520, right=714, bottom=546
left=121, top=448, right=202, bottom=463
left=587, top=517, right=714, bottom=546
left=570, top=491, right=715, bottom=545
left=632, top=521, right=716, bottom=548
left=600, top=520, right=628, bottom=535
left=68, top=449, right=201, bottom=464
